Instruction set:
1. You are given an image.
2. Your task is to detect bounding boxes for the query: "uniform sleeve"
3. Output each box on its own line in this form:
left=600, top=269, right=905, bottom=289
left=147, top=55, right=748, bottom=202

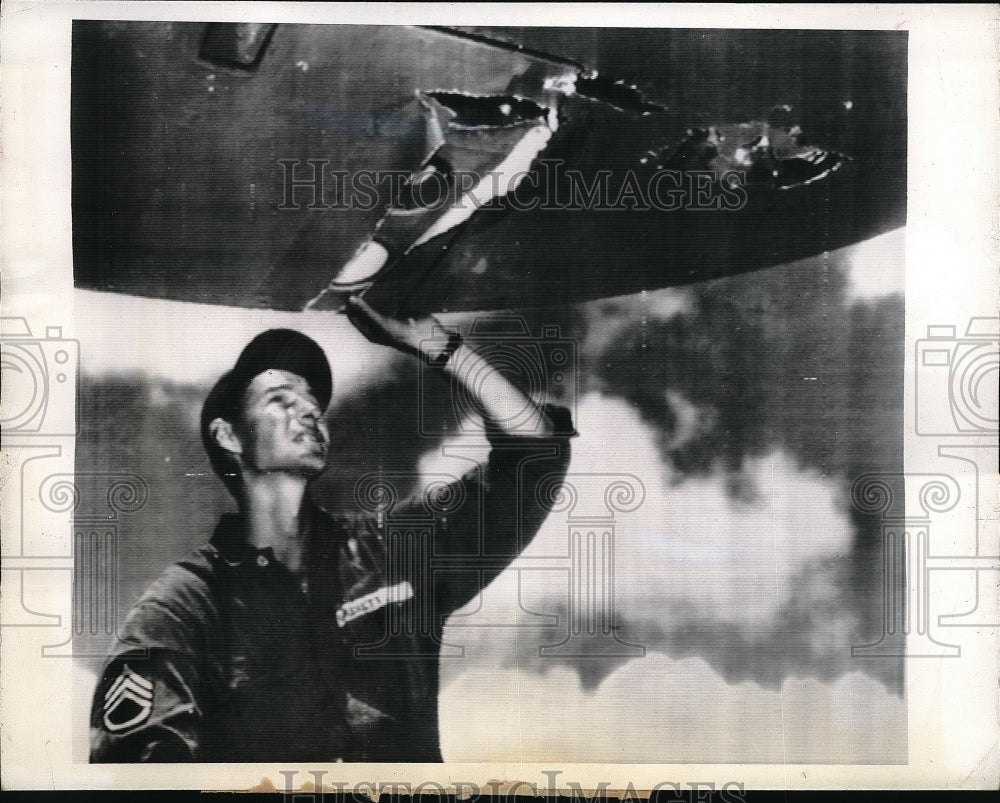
left=425, top=403, right=576, bottom=615
left=90, top=596, right=209, bottom=763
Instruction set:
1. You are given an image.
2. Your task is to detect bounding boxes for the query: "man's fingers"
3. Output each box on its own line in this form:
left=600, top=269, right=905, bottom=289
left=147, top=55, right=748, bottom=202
left=345, top=296, right=377, bottom=326
left=346, top=295, right=400, bottom=347
left=345, top=295, right=425, bottom=357
left=348, top=297, right=391, bottom=333
left=344, top=299, right=377, bottom=339
left=347, top=295, right=379, bottom=320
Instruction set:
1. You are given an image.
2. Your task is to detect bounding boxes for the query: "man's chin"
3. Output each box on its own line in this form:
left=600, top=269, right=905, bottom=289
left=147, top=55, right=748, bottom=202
left=298, top=453, right=329, bottom=476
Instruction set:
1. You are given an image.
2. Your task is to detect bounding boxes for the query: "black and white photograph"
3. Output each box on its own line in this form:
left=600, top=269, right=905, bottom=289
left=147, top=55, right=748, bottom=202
left=1, top=2, right=997, bottom=793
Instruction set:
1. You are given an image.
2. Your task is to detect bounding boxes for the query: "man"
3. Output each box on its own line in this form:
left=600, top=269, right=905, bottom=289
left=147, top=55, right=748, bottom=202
left=90, top=296, right=575, bottom=762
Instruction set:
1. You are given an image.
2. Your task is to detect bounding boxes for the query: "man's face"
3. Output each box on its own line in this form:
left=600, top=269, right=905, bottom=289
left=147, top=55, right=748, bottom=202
left=233, top=369, right=330, bottom=477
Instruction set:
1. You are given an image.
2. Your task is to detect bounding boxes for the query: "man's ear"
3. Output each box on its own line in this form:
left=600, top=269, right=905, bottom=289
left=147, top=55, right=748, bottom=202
left=209, top=417, right=243, bottom=458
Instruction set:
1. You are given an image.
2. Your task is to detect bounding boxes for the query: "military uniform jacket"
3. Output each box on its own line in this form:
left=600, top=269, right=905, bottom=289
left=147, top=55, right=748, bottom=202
left=90, top=406, right=575, bottom=762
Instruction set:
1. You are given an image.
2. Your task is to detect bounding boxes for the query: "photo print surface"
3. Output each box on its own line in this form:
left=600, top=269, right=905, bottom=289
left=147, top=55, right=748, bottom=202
left=68, top=22, right=908, bottom=764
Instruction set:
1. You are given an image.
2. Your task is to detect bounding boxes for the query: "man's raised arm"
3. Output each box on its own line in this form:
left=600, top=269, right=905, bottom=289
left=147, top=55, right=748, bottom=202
left=344, top=295, right=558, bottom=438
left=344, top=295, right=575, bottom=616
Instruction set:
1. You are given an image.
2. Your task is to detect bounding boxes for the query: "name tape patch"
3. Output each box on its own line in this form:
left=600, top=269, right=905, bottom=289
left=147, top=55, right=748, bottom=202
left=336, top=581, right=414, bottom=628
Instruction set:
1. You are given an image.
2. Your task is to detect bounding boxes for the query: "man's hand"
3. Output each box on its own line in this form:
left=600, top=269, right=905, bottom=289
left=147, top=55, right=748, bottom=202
left=345, top=295, right=435, bottom=359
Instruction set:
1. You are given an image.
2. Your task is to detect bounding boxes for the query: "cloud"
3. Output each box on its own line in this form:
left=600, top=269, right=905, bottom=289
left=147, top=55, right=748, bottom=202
left=439, top=655, right=905, bottom=763
left=435, top=393, right=902, bottom=704
left=844, top=228, right=905, bottom=302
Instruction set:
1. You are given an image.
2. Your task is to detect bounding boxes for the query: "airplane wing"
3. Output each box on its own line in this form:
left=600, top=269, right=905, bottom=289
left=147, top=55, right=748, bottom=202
left=72, top=23, right=906, bottom=315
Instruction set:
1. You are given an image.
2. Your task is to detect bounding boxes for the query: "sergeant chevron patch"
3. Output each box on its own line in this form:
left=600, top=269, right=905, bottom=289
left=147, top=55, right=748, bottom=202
left=102, top=664, right=154, bottom=732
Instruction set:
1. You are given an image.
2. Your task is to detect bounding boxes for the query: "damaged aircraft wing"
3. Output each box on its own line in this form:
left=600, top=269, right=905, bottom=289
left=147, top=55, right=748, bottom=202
left=71, top=23, right=906, bottom=315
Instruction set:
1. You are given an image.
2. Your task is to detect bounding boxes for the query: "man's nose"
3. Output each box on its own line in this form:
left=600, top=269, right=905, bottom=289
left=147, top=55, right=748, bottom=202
left=292, top=404, right=323, bottom=432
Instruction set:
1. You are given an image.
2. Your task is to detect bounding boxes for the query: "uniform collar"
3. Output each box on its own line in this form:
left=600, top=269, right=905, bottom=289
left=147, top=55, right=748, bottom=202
left=209, top=514, right=268, bottom=567
left=209, top=500, right=326, bottom=567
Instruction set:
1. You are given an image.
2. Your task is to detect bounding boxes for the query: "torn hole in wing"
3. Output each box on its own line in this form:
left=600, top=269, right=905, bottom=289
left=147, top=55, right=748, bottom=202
left=330, top=241, right=392, bottom=288
left=657, top=113, right=848, bottom=189
left=573, top=71, right=664, bottom=114
left=312, top=91, right=557, bottom=301
left=422, top=92, right=550, bottom=129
